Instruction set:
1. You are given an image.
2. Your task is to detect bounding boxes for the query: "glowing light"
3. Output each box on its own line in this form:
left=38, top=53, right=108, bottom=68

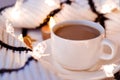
left=45, top=0, right=56, bottom=6
left=101, top=64, right=117, bottom=77
left=101, top=0, right=118, bottom=13
left=30, top=41, right=49, bottom=60
left=49, top=17, right=56, bottom=30
left=18, top=34, right=23, bottom=42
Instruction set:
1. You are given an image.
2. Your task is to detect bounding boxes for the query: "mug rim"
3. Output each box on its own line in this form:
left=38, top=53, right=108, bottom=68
left=51, top=20, right=105, bottom=41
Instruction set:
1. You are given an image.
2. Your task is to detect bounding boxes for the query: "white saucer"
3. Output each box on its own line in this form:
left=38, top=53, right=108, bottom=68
left=39, top=39, right=120, bottom=80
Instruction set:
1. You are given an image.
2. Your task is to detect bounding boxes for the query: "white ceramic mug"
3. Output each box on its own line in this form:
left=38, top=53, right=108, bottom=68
left=51, top=20, right=117, bottom=70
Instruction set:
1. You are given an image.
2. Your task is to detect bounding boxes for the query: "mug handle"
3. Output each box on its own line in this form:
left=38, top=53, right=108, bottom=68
left=100, top=39, right=117, bottom=60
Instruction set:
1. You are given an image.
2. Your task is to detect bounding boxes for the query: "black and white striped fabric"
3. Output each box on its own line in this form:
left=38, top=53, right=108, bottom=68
left=0, top=0, right=112, bottom=29
left=0, top=27, right=61, bottom=80
left=0, top=0, right=120, bottom=80
left=0, top=27, right=31, bottom=69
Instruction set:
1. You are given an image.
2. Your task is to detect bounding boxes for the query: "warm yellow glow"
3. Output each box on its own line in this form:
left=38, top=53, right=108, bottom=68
left=45, top=0, right=56, bottom=6
left=101, top=1, right=118, bottom=13
left=49, top=17, right=56, bottom=30
left=18, top=34, right=23, bottom=42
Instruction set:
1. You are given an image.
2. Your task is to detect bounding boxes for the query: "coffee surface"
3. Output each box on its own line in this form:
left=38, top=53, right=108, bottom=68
left=54, top=24, right=100, bottom=40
